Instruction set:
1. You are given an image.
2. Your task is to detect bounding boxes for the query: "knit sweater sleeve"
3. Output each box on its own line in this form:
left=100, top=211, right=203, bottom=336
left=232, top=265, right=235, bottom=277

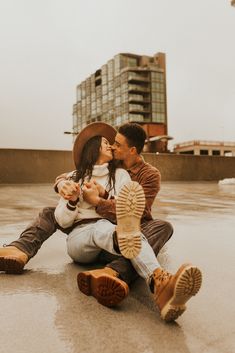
left=137, top=165, right=161, bottom=220
left=54, top=197, right=79, bottom=228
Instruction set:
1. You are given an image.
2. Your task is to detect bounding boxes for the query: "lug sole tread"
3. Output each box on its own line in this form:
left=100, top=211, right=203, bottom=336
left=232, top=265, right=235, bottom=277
left=0, top=256, right=25, bottom=274
left=161, top=266, right=202, bottom=322
left=116, top=181, right=145, bottom=259
left=77, top=272, right=128, bottom=307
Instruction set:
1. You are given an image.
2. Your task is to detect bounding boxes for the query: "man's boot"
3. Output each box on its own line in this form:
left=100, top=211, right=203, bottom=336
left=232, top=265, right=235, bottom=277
left=116, top=181, right=145, bottom=259
left=77, top=267, right=129, bottom=307
left=152, top=263, right=202, bottom=322
left=0, top=246, right=28, bottom=274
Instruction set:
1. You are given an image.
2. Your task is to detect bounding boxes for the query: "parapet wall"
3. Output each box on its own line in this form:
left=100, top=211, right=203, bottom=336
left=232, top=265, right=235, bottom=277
left=0, top=149, right=74, bottom=184
left=144, top=153, right=235, bottom=181
left=0, top=149, right=234, bottom=183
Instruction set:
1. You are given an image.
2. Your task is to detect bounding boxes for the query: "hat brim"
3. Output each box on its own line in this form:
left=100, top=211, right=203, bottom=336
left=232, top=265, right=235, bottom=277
left=73, top=122, right=117, bottom=169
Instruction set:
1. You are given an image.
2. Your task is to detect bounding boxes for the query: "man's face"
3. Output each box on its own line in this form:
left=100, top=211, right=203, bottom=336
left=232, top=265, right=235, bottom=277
left=112, top=133, right=131, bottom=161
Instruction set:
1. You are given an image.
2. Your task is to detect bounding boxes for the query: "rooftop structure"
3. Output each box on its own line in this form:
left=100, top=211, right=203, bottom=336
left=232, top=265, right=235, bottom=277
left=174, top=140, right=235, bottom=156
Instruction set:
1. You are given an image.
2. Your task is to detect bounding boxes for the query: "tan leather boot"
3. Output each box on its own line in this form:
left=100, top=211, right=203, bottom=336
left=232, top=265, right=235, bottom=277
left=152, top=264, right=202, bottom=322
left=77, top=267, right=129, bottom=307
left=0, top=246, right=28, bottom=274
left=116, top=181, right=145, bottom=259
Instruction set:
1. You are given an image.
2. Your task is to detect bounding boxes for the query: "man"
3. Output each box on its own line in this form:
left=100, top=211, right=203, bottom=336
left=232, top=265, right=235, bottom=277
left=0, top=123, right=202, bottom=322
left=58, top=123, right=202, bottom=321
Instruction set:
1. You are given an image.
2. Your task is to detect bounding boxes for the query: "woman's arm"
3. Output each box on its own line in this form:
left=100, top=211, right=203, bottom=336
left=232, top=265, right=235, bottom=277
left=54, top=184, right=81, bottom=228
left=54, top=198, right=79, bottom=228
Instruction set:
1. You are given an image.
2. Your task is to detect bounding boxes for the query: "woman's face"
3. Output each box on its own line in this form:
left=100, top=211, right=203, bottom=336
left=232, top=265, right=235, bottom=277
left=97, top=137, right=113, bottom=164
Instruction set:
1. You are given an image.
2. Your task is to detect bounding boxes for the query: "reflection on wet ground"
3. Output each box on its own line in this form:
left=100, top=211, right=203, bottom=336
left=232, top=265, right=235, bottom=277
left=0, top=182, right=234, bottom=353
left=153, top=182, right=235, bottom=220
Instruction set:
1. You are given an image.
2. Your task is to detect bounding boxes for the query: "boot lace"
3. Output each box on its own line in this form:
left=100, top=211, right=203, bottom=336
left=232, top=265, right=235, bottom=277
left=153, top=269, right=172, bottom=295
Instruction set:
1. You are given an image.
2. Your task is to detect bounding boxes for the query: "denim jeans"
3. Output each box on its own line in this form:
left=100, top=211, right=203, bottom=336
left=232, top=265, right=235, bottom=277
left=66, top=219, right=160, bottom=282
left=9, top=207, right=173, bottom=284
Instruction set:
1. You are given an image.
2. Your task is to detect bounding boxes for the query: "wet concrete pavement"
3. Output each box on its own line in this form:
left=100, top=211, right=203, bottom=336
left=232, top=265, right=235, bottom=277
left=0, top=182, right=234, bottom=353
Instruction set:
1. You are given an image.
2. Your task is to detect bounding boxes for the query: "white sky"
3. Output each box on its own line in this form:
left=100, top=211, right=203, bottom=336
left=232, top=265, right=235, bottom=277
left=0, top=0, right=234, bottom=151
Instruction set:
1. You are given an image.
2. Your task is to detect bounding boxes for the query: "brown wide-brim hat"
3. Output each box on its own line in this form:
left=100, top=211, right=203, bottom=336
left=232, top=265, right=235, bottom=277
left=73, top=122, right=117, bottom=169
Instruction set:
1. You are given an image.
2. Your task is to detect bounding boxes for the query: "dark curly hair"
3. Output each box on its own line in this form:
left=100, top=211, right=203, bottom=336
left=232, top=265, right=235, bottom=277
left=118, top=123, right=146, bottom=154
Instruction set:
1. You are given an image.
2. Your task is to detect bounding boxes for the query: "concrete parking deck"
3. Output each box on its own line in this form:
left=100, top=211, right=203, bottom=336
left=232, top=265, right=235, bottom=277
left=0, top=182, right=234, bottom=353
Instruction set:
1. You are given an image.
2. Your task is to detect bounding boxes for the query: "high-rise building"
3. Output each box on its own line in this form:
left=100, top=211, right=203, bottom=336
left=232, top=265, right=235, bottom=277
left=72, top=52, right=171, bottom=152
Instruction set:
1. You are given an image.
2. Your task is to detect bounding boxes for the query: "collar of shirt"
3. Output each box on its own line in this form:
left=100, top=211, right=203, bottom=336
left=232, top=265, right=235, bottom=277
left=92, top=163, right=109, bottom=177
left=127, top=157, right=145, bottom=176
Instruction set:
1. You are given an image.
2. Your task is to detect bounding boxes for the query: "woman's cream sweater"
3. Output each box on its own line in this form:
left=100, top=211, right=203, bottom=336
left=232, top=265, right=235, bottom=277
left=55, top=163, right=131, bottom=229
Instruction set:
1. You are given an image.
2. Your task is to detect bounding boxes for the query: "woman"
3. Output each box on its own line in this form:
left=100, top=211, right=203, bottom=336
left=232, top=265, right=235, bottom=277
left=54, top=122, right=144, bottom=264
left=55, top=123, right=202, bottom=318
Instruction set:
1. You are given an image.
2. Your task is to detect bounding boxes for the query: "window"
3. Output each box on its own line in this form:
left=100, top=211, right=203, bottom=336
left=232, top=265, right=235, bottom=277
left=129, top=114, right=144, bottom=122
left=151, top=72, right=164, bottom=82
left=152, top=92, right=165, bottom=102
left=224, top=150, right=232, bottom=157
left=200, top=150, right=208, bottom=155
left=128, top=57, right=137, bottom=67
left=152, top=112, right=165, bottom=123
left=212, top=150, right=220, bottom=156
left=180, top=151, right=194, bottom=155
left=152, top=103, right=165, bottom=113
left=151, top=82, right=165, bottom=92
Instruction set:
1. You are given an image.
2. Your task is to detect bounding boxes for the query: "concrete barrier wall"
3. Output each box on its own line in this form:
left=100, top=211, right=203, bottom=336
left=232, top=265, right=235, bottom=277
left=144, top=153, right=235, bottom=181
left=0, top=149, right=74, bottom=183
left=0, top=149, right=235, bottom=183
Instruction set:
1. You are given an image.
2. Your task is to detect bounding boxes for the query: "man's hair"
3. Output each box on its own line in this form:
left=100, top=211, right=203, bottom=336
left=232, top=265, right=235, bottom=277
left=118, top=123, right=146, bottom=154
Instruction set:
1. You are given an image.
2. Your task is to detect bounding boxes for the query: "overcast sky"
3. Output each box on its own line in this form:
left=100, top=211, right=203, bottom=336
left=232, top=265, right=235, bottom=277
left=0, top=0, right=234, bottom=151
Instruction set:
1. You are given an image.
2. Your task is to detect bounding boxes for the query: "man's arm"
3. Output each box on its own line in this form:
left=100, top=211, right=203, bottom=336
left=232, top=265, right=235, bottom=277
left=96, top=198, right=117, bottom=223
left=54, top=173, right=70, bottom=193
left=96, top=166, right=161, bottom=222
left=136, top=167, right=161, bottom=220
left=83, top=169, right=131, bottom=224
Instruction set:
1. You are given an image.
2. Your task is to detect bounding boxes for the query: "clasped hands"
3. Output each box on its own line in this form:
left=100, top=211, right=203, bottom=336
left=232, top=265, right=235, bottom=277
left=58, top=179, right=105, bottom=206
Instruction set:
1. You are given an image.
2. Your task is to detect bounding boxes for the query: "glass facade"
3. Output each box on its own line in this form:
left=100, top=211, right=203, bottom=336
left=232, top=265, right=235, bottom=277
left=73, top=53, right=167, bottom=133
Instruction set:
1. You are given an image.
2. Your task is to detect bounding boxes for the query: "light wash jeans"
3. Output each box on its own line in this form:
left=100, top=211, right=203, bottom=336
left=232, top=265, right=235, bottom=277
left=67, top=219, right=160, bottom=282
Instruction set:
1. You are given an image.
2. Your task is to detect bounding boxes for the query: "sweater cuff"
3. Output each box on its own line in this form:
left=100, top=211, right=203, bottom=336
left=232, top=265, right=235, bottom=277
left=66, top=201, right=78, bottom=211
left=95, top=197, right=106, bottom=211
left=68, top=198, right=79, bottom=206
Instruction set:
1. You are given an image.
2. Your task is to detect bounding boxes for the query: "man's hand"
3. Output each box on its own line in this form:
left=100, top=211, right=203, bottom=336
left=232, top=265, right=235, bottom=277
left=83, top=181, right=100, bottom=206
left=58, top=180, right=81, bottom=201
left=91, top=179, right=106, bottom=197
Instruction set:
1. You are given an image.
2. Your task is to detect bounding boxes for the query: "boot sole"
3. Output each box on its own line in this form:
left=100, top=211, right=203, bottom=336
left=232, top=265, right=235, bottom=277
left=161, top=266, right=202, bottom=322
left=0, top=256, right=25, bottom=274
left=77, top=272, right=129, bottom=307
left=116, top=181, right=145, bottom=259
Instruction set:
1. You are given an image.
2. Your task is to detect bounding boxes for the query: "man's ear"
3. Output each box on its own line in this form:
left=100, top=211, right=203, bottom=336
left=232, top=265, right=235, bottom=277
left=130, top=146, right=137, bottom=155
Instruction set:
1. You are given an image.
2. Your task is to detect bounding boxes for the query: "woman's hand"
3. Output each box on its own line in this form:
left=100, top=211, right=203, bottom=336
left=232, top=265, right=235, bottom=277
left=90, top=179, right=106, bottom=197
left=58, top=180, right=81, bottom=201
left=83, top=181, right=100, bottom=206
